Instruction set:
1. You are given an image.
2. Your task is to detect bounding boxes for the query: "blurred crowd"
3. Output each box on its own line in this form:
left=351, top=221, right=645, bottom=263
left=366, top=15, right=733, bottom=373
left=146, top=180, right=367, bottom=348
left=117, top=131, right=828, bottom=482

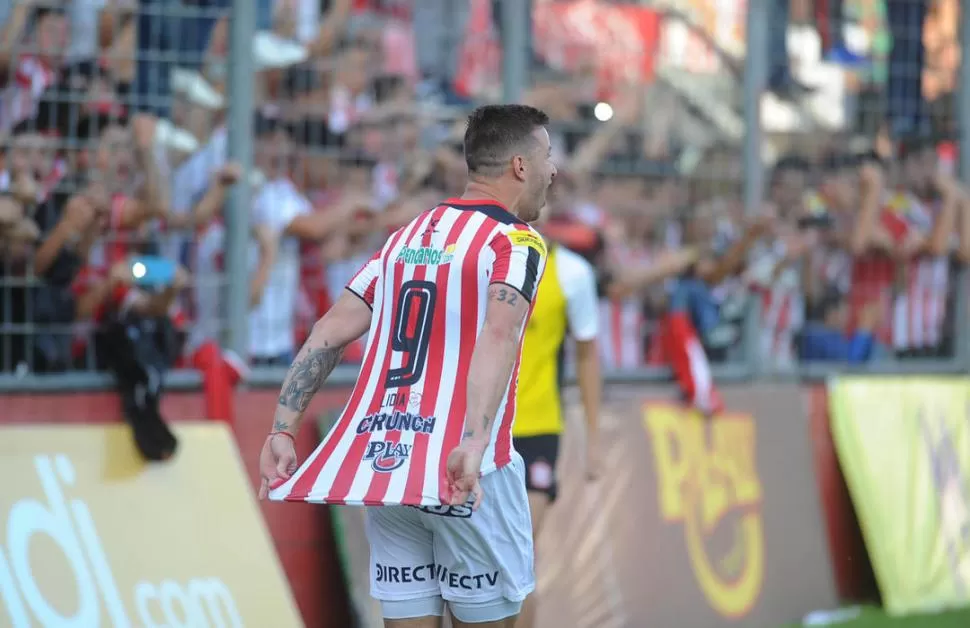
left=0, top=0, right=966, bottom=392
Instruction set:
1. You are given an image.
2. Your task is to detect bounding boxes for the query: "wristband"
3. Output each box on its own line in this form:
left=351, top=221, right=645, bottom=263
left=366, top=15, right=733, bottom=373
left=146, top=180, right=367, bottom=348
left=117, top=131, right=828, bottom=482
left=269, top=431, right=296, bottom=444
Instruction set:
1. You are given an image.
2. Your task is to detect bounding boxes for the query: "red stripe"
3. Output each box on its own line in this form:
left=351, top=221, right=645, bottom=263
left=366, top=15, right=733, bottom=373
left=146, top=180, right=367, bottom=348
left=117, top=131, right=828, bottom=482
left=489, top=233, right=513, bottom=283
left=921, top=276, right=931, bottom=347
left=906, top=264, right=917, bottom=349
left=326, top=218, right=425, bottom=504
left=403, top=210, right=474, bottom=505
left=437, top=219, right=494, bottom=502
left=773, top=290, right=791, bottom=359
left=611, top=301, right=623, bottom=368
left=493, top=352, right=524, bottom=469
left=880, top=211, right=909, bottom=243
left=363, top=276, right=378, bottom=306
left=285, top=228, right=408, bottom=502
left=362, top=208, right=447, bottom=505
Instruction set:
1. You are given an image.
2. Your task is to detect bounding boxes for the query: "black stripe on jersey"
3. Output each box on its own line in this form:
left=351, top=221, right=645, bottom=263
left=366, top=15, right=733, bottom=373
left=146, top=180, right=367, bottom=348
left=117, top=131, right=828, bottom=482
left=448, top=202, right=526, bottom=226
left=521, top=247, right=541, bottom=299
left=555, top=337, right=567, bottom=393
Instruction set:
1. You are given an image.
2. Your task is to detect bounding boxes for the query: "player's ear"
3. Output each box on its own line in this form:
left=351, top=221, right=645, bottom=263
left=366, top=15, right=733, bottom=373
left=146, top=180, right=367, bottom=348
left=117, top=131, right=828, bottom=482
left=512, top=155, right=527, bottom=181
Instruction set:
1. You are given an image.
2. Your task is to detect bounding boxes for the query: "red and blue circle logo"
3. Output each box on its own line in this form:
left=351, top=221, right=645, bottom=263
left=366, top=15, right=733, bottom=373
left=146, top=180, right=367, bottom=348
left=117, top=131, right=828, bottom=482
left=364, top=440, right=412, bottom=473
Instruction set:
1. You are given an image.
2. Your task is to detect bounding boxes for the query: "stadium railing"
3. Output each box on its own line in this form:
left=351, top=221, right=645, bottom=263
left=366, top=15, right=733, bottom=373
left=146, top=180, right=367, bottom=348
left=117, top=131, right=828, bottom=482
left=0, top=0, right=968, bottom=397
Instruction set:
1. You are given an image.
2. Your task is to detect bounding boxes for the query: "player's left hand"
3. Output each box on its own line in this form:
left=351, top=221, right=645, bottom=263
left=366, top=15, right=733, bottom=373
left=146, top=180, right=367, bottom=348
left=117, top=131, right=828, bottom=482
left=258, top=433, right=298, bottom=500
left=445, top=441, right=485, bottom=510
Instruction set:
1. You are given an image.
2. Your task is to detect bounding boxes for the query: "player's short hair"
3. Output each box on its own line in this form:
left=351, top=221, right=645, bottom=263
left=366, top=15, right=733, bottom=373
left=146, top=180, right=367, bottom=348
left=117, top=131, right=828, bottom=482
left=463, top=105, right=550, bottom=177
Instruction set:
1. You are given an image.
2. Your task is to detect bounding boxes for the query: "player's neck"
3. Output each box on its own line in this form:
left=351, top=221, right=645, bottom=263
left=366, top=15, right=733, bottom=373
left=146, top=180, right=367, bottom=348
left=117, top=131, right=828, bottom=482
left=460, top=183, right=517, bottom=216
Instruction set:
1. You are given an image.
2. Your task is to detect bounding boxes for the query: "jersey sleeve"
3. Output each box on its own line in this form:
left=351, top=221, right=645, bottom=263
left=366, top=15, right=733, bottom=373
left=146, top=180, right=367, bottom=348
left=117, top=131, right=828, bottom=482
left=558, top=248, right=599, bottom=341
left=489, top=227, right=546, bottom=303
left=346, top=249, right=382, bottom=308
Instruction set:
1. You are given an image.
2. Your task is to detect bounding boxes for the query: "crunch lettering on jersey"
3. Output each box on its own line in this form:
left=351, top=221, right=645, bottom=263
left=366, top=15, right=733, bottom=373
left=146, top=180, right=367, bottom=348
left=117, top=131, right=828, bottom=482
left=269, top=199, right=547, bottom=507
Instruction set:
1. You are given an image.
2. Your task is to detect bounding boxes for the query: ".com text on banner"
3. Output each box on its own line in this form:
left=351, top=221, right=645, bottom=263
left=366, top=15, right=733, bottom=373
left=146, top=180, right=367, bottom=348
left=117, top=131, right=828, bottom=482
left=829, top=377, right=970, bottom=616
left=0, top=423, right=303, bottom=628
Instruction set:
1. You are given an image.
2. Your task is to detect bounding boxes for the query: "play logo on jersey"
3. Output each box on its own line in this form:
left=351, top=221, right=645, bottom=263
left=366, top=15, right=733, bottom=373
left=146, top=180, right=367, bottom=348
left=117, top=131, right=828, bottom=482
left=364, top=441, right=413, bottom=472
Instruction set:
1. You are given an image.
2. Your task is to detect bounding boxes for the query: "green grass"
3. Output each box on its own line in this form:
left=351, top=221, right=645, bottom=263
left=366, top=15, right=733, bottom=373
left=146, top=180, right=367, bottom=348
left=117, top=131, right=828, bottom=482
left=784, top=606, right=970, bottom=627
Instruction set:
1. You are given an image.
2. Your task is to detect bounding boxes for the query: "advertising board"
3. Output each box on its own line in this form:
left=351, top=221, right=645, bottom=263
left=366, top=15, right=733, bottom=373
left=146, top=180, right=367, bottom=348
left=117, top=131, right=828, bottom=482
left=830, top=377, right=970, bottom=616
left=0, top=423, right=303, bottom=628
left=535, top=384, right=837, bottom=628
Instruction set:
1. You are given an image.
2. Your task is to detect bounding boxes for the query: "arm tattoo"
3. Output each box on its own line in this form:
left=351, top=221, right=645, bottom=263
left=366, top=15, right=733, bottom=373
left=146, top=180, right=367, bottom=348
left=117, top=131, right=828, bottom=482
left=462, top=415, right=493, bottom=441
left=278, top=346, right=345, bottom=412
left=494, top=287, right=517, bottom=306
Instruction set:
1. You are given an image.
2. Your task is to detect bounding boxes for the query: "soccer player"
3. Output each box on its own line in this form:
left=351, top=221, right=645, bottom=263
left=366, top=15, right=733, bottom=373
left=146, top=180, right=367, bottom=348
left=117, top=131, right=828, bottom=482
left=258, top=104, right=557, bottom=628
left=512, top=223, right=601, bottom=628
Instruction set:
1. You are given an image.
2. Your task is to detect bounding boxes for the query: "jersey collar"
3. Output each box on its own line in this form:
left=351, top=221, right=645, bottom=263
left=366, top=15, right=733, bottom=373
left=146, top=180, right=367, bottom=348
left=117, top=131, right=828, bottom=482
left=444, top=198, right=525, bottom=226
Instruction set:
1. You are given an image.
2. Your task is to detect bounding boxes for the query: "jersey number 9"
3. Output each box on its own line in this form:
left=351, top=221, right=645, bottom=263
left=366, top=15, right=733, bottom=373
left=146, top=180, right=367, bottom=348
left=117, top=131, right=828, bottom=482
left=385, top=280, right=437, bottom=388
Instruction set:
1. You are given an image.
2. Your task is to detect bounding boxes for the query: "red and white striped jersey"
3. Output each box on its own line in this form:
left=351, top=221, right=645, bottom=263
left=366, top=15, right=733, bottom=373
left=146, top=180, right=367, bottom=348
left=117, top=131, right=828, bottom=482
left=598, top=240, right=653, bottom=369
left=598, top=298, right=647, bottom=369
left=746, top=240, right=804, bottom=369
left=849, top=192, right=949, bottom=351
left=0, top=55, right=57, bottom=133
left=271, top=199, right=546, bottom=506
left=887, top=196, right=949, bottom=351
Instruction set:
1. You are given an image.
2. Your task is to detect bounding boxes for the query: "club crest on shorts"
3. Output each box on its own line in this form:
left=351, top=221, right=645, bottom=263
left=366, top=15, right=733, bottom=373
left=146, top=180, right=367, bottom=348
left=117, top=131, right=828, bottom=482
left=364, top=440, right=413, bottom=472
left=529, top=460, right=553, bottom=489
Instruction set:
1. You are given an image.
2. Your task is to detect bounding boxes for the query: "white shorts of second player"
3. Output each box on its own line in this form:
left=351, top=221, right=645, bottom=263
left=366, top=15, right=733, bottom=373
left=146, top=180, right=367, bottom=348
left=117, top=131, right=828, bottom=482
left=366, top=451, right=534, bottom=606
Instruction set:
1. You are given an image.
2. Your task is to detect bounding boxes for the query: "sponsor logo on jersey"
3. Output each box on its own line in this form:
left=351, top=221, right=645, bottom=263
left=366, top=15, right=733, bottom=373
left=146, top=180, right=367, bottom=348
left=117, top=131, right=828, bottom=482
left=508, top=230, right=546, bottom=255
left=356, top=411, right=437, bottom=435
left=395, top=244, right=456, bottom=266
left=363, top=441, right=413, bottom=472
left=381, top=390, right=423, bottom=410
left=375, top=562, right=499, bottom=590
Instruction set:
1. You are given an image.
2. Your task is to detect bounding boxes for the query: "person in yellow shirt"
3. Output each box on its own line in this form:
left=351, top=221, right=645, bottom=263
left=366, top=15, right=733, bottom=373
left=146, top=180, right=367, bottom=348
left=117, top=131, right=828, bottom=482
left=514, top=237, right=602, bottom=628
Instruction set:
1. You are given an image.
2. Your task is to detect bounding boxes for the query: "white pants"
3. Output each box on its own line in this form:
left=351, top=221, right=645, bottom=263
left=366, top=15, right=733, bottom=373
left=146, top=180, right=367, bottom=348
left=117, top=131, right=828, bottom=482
left=365, top=452, right=534, bottom=609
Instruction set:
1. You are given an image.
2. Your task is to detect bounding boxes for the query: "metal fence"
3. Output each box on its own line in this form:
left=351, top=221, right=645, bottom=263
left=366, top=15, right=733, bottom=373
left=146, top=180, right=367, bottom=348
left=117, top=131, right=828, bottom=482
left=0, top=0, right=967, bottom=393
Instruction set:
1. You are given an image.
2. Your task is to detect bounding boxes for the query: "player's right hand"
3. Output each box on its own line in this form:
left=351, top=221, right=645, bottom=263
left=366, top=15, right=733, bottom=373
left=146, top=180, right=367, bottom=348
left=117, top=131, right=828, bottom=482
left=258, top=433, right=299, bottom=500
left=445, top=441, right=485, bottom=510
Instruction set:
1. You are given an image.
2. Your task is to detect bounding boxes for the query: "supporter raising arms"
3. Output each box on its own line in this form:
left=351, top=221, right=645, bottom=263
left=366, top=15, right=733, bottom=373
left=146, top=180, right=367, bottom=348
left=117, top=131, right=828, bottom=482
left=248, top=117, right=374, bottom=366
left=847, top=140, right=968, bottom=358
left=0, top=5, right=69, bottom=134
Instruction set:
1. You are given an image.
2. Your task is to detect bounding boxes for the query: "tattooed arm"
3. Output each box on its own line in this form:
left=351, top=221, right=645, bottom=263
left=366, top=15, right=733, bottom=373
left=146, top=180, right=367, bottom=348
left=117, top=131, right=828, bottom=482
left=270, top=290, right=373, bottom=435
left=462, top=284, right=532, bottom=449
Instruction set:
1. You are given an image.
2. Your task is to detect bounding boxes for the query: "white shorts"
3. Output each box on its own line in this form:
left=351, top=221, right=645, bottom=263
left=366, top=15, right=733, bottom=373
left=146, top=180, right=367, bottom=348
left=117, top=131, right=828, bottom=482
left=365, top=452, right=534, bottom=611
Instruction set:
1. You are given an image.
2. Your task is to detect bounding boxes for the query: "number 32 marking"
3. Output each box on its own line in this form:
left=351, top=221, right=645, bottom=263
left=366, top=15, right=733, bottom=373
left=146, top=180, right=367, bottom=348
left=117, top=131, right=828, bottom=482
left=496, top=287, right=517, bottom=305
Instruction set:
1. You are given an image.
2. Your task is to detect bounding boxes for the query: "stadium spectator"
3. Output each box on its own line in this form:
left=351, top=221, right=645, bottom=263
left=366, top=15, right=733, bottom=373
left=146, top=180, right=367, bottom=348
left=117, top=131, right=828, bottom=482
left=248, top=116, right=346, bottom=366
left=2, top=0, right=969, bottom=394
left=799, top=286, right=878, bottom=363
left=749, top=156, right=815, bottom=369
left=0, top=5, right=69, bottom=134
